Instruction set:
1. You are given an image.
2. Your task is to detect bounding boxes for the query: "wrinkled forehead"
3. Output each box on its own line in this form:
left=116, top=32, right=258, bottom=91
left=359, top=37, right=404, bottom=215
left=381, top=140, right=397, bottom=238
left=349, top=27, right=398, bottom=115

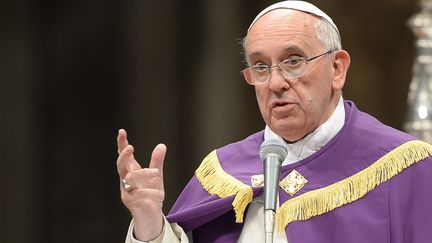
left=247, top=0, right=338, bottom=34
left=245, top=10, right=322, bottom=59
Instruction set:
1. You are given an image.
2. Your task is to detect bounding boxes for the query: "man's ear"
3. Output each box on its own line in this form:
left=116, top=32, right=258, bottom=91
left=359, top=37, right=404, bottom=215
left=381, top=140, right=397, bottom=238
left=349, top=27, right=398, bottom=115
left=332, top=50, right=351, bottom=91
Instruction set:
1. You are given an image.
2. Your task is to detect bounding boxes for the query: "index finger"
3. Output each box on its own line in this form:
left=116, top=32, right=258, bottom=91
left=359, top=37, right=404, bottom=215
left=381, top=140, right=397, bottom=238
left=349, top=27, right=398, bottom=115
left=117, top=144, right=142, bottom=178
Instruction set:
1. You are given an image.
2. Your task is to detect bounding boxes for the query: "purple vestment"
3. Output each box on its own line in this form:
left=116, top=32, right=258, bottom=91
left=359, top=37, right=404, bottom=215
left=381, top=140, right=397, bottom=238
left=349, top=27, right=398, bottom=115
left=167, top=100, right=432, bottom=243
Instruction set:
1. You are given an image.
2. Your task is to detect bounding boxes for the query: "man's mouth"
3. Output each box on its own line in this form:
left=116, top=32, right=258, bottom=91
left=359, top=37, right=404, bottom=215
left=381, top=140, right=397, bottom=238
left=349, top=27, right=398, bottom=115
left=272, top=101, right=290, bottom=109
left=270, top=101, right=297, bottom=114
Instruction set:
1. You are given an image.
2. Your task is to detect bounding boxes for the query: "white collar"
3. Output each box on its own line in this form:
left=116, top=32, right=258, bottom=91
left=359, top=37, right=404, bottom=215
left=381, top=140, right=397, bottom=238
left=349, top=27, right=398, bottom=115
left=264, top=97, right=345, bottom=166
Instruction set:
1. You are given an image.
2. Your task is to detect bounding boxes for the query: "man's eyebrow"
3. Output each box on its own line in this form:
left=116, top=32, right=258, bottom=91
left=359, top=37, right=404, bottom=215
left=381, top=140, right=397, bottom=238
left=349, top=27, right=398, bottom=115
left=283, top=46, right=304, bottom=54
left=246, top=51, right=264, bottom=60
left=246, top=46, right=305, bottom=60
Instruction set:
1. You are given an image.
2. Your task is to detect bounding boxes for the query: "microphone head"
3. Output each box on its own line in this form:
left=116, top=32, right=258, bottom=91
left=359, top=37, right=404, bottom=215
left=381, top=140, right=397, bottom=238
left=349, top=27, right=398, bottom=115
left=259, top=138, right=288, bottom=162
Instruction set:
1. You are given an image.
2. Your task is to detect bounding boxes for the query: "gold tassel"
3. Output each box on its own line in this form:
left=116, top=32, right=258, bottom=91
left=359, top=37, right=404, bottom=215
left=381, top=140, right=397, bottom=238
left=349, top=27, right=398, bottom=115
left=195, top=150, right=253, bottom=223
left=276, top=140, right=432, bottom=233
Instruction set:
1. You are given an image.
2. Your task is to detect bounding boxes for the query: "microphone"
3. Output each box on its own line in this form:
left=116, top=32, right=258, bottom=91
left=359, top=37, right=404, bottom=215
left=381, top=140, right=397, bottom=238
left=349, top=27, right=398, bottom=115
left=259, top=139, right=288, bottom=243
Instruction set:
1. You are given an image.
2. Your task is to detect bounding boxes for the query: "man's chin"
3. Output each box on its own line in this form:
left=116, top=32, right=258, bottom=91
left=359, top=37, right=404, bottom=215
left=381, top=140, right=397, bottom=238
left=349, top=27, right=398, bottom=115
left=269, top=122, right=304, bottom=142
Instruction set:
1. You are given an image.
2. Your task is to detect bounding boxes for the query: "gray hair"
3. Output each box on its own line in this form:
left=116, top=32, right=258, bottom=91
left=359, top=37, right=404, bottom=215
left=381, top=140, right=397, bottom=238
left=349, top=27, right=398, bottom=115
left=314, top=17, right=341, bottom=51
left=241, top=16, right=341, bottom=64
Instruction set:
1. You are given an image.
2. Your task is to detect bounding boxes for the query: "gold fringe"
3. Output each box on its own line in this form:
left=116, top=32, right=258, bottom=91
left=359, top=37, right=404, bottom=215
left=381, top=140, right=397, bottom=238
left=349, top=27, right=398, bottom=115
left=195, top=150, right=253, bottom=223
left=276, top=140, right=432, bottom=233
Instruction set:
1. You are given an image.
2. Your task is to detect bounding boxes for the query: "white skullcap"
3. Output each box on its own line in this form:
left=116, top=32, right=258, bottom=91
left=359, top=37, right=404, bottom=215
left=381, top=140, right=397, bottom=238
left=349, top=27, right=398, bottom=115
left=248, top=0, right=339, bottom=34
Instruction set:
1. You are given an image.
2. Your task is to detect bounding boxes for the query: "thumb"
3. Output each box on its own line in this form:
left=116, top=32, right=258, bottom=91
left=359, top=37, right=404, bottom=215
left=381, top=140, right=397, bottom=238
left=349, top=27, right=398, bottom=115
left=149, top=143, right=167, bottom=178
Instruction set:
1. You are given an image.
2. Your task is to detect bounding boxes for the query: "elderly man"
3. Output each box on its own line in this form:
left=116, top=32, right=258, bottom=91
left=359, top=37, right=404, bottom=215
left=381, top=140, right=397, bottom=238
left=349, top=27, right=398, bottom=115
left=117, top=1, right=432, bottom=242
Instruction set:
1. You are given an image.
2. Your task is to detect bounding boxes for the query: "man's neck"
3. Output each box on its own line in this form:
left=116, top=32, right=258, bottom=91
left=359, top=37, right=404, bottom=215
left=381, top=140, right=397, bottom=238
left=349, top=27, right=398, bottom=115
left=264, top=96, right=345, bottom=165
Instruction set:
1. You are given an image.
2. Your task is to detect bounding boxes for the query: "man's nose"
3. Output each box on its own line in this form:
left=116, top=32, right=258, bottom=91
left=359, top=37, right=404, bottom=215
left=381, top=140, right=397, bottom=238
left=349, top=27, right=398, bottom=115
left=268, top=67, right=289, bottom=91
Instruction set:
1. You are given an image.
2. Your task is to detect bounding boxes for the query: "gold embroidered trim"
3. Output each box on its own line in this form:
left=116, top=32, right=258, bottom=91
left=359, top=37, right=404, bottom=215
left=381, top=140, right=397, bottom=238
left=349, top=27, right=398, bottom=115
left=195, top=150, right=253, bottom=223
left=276, top=140, right=432, bottom=233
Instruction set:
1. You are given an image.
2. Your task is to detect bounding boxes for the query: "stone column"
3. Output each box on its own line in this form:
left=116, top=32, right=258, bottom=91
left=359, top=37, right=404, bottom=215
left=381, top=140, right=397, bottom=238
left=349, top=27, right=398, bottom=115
left=404, top=0, right=432, bottom=143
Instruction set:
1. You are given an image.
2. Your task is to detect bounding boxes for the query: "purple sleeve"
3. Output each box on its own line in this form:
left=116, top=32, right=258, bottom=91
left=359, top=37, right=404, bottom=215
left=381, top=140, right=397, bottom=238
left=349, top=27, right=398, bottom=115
left=389, top=157, right=432, bottom=243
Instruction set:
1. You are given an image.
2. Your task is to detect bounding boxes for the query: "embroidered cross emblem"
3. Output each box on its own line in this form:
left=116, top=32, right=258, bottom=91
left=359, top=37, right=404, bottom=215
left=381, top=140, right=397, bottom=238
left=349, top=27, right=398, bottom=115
left=279, top=169, right=308, bottom=196
left=251, top=174, right=265, bottom=187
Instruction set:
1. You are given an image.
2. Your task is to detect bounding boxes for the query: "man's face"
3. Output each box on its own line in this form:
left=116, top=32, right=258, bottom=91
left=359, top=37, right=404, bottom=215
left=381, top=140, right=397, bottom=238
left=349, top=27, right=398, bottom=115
left=245, top=9, right=340, bottom=142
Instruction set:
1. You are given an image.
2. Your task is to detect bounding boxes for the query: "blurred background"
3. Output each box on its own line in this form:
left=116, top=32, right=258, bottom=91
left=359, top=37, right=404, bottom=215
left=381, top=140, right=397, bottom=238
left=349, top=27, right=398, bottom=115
left=0, top=0, right=418, bottom=242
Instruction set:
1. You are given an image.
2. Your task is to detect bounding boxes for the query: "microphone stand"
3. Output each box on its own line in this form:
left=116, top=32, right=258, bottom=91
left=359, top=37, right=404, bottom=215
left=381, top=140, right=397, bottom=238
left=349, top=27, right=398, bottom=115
left=265, top=209, right=275, bottom=243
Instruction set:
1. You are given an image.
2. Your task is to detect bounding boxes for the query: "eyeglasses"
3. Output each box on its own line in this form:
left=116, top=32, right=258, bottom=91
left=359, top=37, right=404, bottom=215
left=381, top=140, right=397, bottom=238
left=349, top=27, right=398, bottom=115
left=241, top=50, right=333, bottom=86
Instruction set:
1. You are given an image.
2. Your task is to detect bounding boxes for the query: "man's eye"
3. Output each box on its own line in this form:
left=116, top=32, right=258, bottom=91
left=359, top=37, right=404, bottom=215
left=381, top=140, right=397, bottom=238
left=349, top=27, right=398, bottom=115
left=253, top=65, right=268, bottom=73
left=283, top=57, right=304, bottom=66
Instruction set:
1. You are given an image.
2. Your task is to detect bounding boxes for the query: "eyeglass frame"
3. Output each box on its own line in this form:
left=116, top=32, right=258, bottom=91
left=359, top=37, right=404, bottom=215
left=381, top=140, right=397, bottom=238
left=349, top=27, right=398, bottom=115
left=241, top=49, right=334, bottom=86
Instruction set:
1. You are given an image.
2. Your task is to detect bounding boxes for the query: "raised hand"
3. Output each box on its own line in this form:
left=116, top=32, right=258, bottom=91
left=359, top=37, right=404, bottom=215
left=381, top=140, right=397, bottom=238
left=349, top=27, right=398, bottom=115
left=116, top=129, right=167, bottom=241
